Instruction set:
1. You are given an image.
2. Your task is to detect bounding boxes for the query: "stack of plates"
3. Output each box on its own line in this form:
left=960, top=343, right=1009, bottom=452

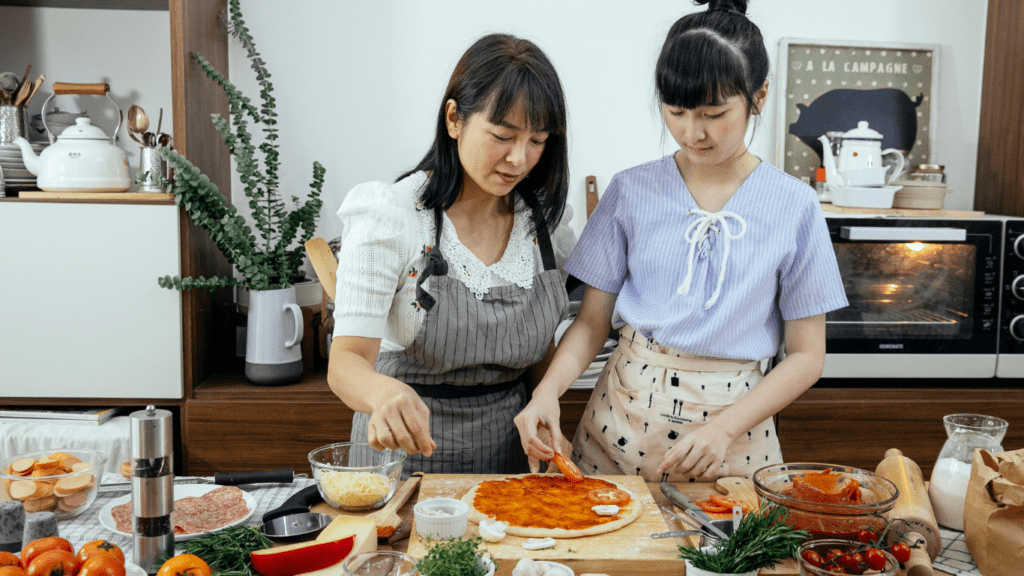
left=0, top=141, right=46, bottom=194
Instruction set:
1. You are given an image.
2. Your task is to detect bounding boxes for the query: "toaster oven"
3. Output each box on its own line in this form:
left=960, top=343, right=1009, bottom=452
left=822, top=214, right=1024, bottom=379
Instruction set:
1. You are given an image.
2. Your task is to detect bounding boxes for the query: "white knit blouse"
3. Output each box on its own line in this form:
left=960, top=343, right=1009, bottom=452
left=332, top=171, right=574, bottom=352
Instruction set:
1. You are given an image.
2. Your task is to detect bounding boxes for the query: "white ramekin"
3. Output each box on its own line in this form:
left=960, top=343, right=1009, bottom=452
left=413, top=497, right=470, bottom=539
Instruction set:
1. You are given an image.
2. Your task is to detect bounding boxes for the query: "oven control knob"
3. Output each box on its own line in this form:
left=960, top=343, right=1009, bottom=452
left=1010, top=316, right=1024, bottom=341
left=1014, top=276, right=1024, bottom=300
left=1015, top=235, right=1024, bottom=259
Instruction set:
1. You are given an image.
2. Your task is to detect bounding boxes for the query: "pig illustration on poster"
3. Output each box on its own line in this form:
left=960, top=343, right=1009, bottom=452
left=776, top=39, right=939, bottom=183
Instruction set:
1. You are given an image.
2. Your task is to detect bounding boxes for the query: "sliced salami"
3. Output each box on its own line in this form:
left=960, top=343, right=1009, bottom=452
left=110, top=485, right=249, bottom=535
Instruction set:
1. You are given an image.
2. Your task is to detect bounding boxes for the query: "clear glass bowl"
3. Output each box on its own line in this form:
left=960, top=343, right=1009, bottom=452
left=308, top=442, right=406, bottom=511
left=797, top=539, right=900, bottom=576
left=0, top=448, right=107, bottom=520
left=753, top=463, right=899, bottom=541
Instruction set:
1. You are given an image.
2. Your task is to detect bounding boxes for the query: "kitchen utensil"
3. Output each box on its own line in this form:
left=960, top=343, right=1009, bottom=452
left=651, top=518, right=734, bottom=547
left=660, top=482, right=730, bottom=540
left=0, top=448, right=107, bottom=520
left=158, top=133, right=172, bottom=148
left=128, top=104, right=149, bottom=136
left=144, top=131, right=156, bottom=147
left=24, top=75, right=44, bottom=106
left=156, top=107, right=163, bottom=136
left=818, top=121, right=905, bottom=188
left=129, top=405, right=174, bottom=574
left=731, top=505, right=741, bottom=532
left=12, top=64, right=31, bottom=104
left=649, top=529, right=703, bottom=539
left=100, top=468, right=297, bottom=493
left=305, top=237, right=338, bottom=300
left=14, top=82, right=131, bottom=192
left=371, top=474, right=420, bottom=539
left=875, top=448, right=941, bottom=560
left=928, top=413, right=1007, bottom=530
left=308, top=442, right=406, bottom=511
left=261, top=511, right=333, bottom=543
left=139, top=146, right=166, bottom=192
left=0, top=105, right=26, bottom=145
left=828, top=184, right=902, bottom=209
left=0, top=72, right=19, bottom=97
left=714, top=476, right=760, bottom=510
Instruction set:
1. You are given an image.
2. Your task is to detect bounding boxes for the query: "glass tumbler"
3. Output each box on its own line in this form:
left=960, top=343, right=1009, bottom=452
left=342, top=551, right=418, bottom=576
left=928, top=413, right=1008, bottom=530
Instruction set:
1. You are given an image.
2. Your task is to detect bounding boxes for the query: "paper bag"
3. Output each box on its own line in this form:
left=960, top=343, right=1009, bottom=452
left=964, top=448, right=1024, bottom=576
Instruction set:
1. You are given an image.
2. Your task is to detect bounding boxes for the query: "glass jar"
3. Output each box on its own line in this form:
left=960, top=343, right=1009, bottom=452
left=928, top=413, right=1008, bottom=530
left=906, top=164, right=946, bottom=184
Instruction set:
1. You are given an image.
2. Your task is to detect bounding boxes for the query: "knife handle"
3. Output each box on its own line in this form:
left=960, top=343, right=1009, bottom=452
left=215, top=468, right=294, bottom=486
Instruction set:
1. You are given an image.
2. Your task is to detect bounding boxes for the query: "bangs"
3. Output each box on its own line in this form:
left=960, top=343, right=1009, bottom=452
left=484, top=66, right=565, bottom=135
left=656, top=29, right=749, bottom=109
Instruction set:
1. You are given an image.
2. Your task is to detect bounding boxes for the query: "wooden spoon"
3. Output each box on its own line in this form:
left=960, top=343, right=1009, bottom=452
left=23, top=75, right=44, bottom=106
left=304, top=237, right=338, bottom=301
left=127, top=104, right=149, bottom=145
left=12, top=75, right=32, bottom=106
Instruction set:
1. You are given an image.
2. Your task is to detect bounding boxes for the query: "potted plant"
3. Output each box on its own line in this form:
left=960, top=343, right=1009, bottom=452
left=157, top=0, right=325, bottom=386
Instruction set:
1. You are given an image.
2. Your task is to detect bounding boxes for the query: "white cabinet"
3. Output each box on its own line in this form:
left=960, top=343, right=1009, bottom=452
left=0, top=202, right=183, bottom=398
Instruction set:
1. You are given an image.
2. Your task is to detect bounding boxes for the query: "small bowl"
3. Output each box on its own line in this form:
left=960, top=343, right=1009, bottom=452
left=512, top=560, right=571, bottom=576
left=797, top=539, right=899, bottom=576
left=753, top=463, right=898, bottom=541
left=308, top=442, right=406, bottom=511
left=343, top=550, right=419, bottom=576
left=414, top=497, right=469, bottom=539
left=0, top=448, right=107, bottom=520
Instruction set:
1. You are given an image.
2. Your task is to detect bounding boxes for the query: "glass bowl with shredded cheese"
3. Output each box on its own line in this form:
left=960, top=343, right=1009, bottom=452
left=308, top=442, right=406, bottom=511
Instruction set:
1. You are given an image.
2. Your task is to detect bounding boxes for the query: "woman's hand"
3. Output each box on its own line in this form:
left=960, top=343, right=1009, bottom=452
left=366, top=385, right=436, bottom=457
left=656, top=424, right=733, bottom=480
left=514, top=388, right=565, bottom=472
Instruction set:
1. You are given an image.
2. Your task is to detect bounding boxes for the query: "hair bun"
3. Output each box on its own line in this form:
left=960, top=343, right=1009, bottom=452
left=703, top=0, right=748, bottom=16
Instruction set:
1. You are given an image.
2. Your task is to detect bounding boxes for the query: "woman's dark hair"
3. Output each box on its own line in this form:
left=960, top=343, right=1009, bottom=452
left=656, top=0, right=769, bottom=115
left=399, top=33, right=569, bottom=234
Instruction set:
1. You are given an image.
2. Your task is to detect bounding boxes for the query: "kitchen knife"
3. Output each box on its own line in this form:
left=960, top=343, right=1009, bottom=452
left=650, top=529, right=703, bottom=539
left=99, top=468, right=298, bottom=493
left=660, top=482, right=730, bottom=540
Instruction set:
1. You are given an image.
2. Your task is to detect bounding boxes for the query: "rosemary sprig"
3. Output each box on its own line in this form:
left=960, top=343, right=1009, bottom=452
left=678, top=501, right=811, bottom=573
left=416, top=535, right=492, bottom=576
left=177, top=525, right=273, bottom=576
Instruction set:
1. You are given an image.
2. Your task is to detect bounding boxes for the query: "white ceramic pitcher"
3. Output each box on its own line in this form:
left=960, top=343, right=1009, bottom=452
left=245, top=286, right=304, bottom=385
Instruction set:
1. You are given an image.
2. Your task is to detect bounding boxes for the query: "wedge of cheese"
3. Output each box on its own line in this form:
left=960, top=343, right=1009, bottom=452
left=298, top=517, right=377, bottom=576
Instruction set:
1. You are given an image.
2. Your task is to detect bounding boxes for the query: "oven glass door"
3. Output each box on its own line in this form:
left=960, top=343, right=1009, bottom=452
left=826, top=219, right=1000, bottom=354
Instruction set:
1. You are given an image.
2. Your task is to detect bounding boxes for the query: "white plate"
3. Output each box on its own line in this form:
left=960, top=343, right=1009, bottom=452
left=98, top=484, right=256, bottom=542
left=125, top=562, right=146, bottom=576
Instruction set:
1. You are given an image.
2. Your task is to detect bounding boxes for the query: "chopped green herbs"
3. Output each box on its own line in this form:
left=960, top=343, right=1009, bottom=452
left=417, top=535, right=492, bottom=576
left=678, top=502, right=810, bottom=573
left=178, top=525, right=273, bottom=576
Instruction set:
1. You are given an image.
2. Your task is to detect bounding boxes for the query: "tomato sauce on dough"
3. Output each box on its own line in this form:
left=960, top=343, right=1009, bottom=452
left=471, top=475, right=631, bottom=530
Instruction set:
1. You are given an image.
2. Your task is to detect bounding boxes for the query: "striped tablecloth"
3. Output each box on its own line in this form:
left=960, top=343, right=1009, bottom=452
left=58, top=473, right=317, bottom=563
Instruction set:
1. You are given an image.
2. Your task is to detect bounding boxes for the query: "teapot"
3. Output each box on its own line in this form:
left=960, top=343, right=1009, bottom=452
left=818, top=121, right=905, bottom=188
left=14, top=82, right=130, bottom=193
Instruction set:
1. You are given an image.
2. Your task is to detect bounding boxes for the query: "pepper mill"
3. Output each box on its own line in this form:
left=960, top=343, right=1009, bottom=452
left=130, top=405, right=174, bottom=573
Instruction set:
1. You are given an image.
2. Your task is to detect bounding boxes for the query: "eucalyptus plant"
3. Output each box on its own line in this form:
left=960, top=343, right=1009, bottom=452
left=158, top=0, right=325, bottom=292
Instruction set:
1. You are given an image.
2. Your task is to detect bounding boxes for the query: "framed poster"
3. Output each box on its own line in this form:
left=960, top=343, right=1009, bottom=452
left=776, top=38, right=940, bottom=182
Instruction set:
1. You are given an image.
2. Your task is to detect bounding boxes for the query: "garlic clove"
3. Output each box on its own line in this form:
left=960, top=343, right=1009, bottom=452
left=522, top=537, right=557, bottom=550
left=591, top=504, right=620, bottom=516
left=479, top=518, right=509, bottom=543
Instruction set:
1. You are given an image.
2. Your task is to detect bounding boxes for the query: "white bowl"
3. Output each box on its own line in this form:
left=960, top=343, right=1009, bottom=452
left=828, top=184, right=901, bottom=209
left=414, top=497, right=469, bottom=539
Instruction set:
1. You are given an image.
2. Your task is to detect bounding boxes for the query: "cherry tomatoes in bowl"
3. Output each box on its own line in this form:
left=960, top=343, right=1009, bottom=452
left=76, top=541, right=125, bottom=566
left=26, top=550, right=79, bottom=576
left=586, top=488, right=630, bottom=506
left=890, top=542, right=911, bottom=563
left=20, top=538, right=73, bottom=569
left=79, top=555, right=126, bottom=576
left=864, top=547, right=887, bottom=571
left=800, top=549, right=824, bottom=568
left=155, top=554, right=211, bottom=576
left=856, top=529, right=877, bottom=544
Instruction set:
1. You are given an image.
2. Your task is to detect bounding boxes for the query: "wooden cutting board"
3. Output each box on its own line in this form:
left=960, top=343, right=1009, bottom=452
left=668, top=477, right=799, bottom=576
left=407, top=474, right=686, bottom=576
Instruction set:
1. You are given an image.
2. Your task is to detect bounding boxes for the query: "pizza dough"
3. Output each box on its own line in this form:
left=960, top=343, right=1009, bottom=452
left=461, top=474, right=642, bottom=538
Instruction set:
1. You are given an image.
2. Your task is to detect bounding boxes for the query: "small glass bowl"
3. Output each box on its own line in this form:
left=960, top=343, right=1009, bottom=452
left=797, top=539, right=899, bottom=576
left=308, top=442, right=406, bottom=511
left=0, top=448, right=107, bottom=520
left=753, top=463, right=898, bottom=541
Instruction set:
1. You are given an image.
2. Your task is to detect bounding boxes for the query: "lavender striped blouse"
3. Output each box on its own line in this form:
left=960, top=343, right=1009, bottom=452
left=564, top=155, right=848, bottom=360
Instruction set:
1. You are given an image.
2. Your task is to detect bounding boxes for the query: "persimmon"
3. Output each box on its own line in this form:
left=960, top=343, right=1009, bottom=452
left=0, top=566, right=28, bottom=576
left=0, top=553, right=21, bottom=568
left=20, top=537, right=73, bottom=569
left=25, top=550, right=79, bottom=576
left=78, top=556, right=126, bottom=576
left=75, top=541, right=124, bottom=566
left=155, top=555, right=211, bottom=576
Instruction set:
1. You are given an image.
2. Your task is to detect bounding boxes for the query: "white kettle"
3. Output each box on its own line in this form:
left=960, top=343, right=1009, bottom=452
left=819, top=121, right=905, bottom=188
left=14, top=82, right=130, bottom=193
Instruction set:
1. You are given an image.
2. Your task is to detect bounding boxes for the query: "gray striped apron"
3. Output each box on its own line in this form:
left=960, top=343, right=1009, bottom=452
left=351, top=199, right=568, bottom=478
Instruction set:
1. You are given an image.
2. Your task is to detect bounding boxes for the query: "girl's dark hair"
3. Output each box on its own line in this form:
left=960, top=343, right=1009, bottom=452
left=399, top=33, right=568, bottom=234
left=656, top=0, right=769, bottom=115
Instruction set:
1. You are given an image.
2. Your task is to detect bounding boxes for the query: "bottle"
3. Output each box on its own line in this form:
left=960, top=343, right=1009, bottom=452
left=928, top=413, right=1008, bottom=530
left=130, top=405, right=175, bottom=573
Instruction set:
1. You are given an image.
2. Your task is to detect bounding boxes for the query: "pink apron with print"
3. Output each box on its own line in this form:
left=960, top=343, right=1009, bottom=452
left=571, top=325, right=783, bottom=481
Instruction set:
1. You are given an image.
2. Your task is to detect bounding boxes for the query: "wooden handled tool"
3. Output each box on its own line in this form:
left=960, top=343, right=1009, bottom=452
left=875, top=448, right=941, bottom=575
left=53, top=82, right=109, bottom=95
left=714, top=476, right=760, bottom=512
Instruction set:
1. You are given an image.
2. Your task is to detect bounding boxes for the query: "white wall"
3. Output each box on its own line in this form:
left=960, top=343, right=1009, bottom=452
left=224, top=0, right=989, bottom=247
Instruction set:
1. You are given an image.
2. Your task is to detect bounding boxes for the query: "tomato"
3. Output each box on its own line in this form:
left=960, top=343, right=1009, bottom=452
left=825, top=564, right=847, bottom=574
left=0, top=553, right=21, bottom=569
left=78, top=556, right=125, bottom=576
left=155, top=555, right=211, bottom=576
left=708, top=494, right=750, bottom=513
left=856, top=529, right=877, bottom=544
left=840, top=552, right=864, bottom=574
left=890, top=542, right=911, bottom=563
left=825, top=549, right=844, bottom=562
left=26, top=550, right=79, bottom=576
left=20, top=538, right=74, bottom=570
left=800, top=550, right=824, bottom=568
left=694, top=499, right=731, bottom=513
left=586, top=488, right=630, bottom=506
left=552, top=452, right=584, bottom=483
left=75, top=542, right=124, bottom=566
left=864, top=548, right=887, bottom=571
left=0, top=566, right=28, bottom=576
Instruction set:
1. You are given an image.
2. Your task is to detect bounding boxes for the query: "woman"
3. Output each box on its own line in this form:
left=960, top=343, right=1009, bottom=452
left=328, top=33, right=572, bottom=478
left=515, top=0, right=848, bottom=481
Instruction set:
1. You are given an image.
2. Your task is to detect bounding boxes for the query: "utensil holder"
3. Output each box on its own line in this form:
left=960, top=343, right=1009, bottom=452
left=139, top=147, right=166, bottom=192
left=0, top=105, right=26, bottom=145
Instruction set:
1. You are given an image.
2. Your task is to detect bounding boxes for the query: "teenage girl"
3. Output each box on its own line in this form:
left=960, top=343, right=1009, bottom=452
left=514, top=0, right=848, bottom=481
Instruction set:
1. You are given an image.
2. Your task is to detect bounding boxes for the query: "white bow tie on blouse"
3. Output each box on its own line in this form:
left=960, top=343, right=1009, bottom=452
left=676, top=208, right=747, bottom=309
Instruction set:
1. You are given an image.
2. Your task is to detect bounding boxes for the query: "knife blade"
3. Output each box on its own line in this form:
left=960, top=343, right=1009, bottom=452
left=99, top=468, right=298, bottom=493
left=650, top=529, right=703, bottom=539
left=660, top=482, right=730, bottom=540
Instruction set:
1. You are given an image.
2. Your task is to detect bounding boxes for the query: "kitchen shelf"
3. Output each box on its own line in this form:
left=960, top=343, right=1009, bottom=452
left=0, top=0, right=168, bottom=9
left=5, top=191, right=174, bottom=204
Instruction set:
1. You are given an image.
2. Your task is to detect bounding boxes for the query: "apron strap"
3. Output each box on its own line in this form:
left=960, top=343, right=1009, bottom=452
left=415, top=191, right=558, bottom=310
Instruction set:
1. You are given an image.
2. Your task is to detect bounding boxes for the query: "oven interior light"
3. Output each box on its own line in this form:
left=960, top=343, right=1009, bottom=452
left=905, top=242, right=925, bottom=251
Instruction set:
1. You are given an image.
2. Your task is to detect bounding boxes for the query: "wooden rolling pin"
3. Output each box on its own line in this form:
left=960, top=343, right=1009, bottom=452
left=876, top=448, right=941, bottom=576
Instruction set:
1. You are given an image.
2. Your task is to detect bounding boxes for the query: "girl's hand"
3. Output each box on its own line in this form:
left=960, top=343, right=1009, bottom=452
left=514, top=389, right=566, bottom=472
left=367, top=386, right=436, bottom=457
left=656, top=425, right=732, bottom=480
